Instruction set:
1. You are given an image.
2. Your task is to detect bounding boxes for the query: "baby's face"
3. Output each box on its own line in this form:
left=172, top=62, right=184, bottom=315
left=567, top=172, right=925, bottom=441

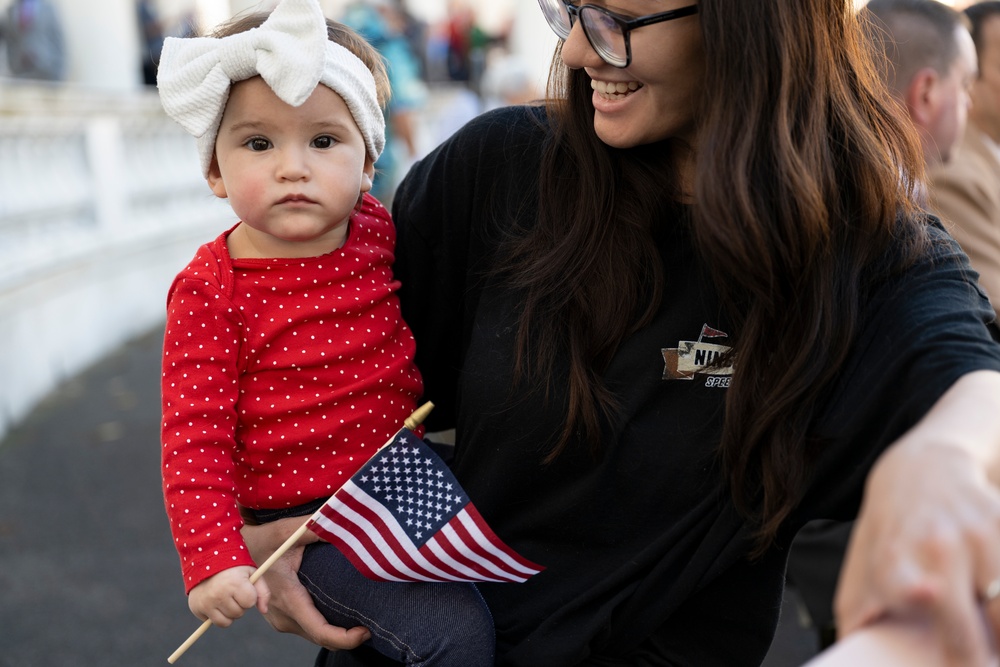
left=207, top=76, right=374, bottom=258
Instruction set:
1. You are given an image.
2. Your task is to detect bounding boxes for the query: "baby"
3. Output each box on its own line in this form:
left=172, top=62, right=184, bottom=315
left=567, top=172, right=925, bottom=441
left=156, top=0, right=493, bottom=663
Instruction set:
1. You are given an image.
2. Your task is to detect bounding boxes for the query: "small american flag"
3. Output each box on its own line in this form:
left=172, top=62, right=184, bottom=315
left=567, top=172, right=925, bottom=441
left=306, top=429, right=544, bottom=583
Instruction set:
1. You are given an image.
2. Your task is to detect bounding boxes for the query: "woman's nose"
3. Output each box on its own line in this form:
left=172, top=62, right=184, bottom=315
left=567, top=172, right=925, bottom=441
left=560, top=19, right=601, bottom=69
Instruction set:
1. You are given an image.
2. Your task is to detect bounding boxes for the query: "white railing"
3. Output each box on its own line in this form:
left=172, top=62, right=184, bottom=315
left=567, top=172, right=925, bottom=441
left=0, top=79, right=234, bottom=441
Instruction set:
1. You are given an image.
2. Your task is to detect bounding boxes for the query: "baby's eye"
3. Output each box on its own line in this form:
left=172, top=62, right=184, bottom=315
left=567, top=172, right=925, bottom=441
left=312, top=135, right=337, bottom=149
left=245, top=137, right=271, bottom=151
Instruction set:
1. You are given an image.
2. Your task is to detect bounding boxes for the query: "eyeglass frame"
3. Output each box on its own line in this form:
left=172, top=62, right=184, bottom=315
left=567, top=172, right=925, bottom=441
left=543, top=1, right=699, bottom=68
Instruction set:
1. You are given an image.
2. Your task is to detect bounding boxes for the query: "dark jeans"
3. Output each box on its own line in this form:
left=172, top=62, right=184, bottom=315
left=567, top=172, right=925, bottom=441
left=253, top=502, right=494, bottom=666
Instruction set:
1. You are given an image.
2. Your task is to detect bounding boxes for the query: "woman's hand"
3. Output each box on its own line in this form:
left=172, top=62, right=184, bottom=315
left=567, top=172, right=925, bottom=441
left=242, top=517, right=371, bottom=651
left=835, top=371, right=1000, bottom=666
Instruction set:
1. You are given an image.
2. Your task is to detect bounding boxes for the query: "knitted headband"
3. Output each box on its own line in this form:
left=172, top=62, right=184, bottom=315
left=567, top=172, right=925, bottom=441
left=156, top=0, right=385, bottom=177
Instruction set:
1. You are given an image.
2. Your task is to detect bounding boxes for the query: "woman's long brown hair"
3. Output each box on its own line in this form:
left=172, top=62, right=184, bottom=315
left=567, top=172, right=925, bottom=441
left=497, top=0, right=926, bottom=554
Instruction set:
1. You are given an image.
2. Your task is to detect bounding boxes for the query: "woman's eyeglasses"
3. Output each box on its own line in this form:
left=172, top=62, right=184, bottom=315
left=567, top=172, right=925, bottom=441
left=536, top=0, right=698, bottom=68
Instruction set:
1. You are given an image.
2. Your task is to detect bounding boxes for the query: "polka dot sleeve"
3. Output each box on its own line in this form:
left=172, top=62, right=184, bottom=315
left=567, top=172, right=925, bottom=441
left=161, top=247, right=255, bottom=592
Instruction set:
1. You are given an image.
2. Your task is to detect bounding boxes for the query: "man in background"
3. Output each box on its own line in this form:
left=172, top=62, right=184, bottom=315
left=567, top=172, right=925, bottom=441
left=786, top=0, right=977, bottom=651
left=929, top=1, right=1000, bottom=317
left=867, top=0, right=978, bottom=170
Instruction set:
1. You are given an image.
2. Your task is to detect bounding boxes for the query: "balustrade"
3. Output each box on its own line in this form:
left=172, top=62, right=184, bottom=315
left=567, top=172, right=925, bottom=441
left=0, top=80, right=232, bottom=440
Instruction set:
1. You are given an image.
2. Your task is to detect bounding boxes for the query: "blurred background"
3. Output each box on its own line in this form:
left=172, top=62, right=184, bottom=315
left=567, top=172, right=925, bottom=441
left=0, top=1, right=554, bottom=664
left=0, top=0, right=556, bottom=445
left=0, top=0, right=983, bottom=665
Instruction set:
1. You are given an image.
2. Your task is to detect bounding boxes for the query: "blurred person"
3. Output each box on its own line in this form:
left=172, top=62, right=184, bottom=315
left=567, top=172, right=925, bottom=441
left=155, top=0, right=494, bottom=663
left=137, top=0, right=165, bottom=86
left=1, top=0, right=65, bottom=81
left=342, top=0, right=427, bottom=205
left=394, top=0, right=429, bottom=80
left=787, top=0, right=978, bottom=651
left=443, top=0, right=506, bottom=92
left=929, top=1, right=1000, bottom=316
left=444, top=0, right=475, bottom=84
left=864, top=0, right=978, bottom=170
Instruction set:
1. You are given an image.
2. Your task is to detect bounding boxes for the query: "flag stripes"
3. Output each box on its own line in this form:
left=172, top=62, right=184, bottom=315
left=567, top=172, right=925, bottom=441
left=309, top=481, right=540, bottom=582
left=305, top=430, right=543, bottom=584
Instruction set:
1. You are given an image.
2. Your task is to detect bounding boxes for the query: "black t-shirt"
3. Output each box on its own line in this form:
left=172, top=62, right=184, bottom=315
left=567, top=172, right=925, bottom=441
left=390, top=105, right=1000, bottom=666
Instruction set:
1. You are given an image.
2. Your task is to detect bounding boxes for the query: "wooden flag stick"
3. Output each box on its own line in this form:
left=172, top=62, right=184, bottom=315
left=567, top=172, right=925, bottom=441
left=167, top=402, right=434, bottom=664
left=167, top=521, right=311, bottom=663
left=403, top=401, right=434, bottom=434
left=166, top=620, right=211, bottom=665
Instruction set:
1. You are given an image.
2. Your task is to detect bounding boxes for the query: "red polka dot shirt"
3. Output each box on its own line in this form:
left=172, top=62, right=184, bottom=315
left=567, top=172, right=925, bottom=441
left=160, top=194, right=424, bottom=592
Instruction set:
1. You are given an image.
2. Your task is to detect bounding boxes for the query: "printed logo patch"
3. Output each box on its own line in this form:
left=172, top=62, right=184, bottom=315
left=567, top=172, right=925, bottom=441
left=662, top=324, right=734, bottom=386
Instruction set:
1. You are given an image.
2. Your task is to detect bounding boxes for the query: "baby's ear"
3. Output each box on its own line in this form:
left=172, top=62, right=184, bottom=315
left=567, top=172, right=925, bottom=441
left=206, top=155, right=228, bottom=199
left=361, top=157, right=375, bottom=193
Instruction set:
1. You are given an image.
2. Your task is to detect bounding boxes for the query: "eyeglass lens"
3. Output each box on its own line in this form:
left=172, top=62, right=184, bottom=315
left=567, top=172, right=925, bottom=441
left=583, top=10, right=626, bottom=65
left=539, top=0, right=572, bottom=38
left=537, top=0, right=629, bottom=67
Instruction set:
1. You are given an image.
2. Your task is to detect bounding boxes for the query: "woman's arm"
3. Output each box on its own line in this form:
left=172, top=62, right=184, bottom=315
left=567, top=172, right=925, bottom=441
left=805, top=617, right=992, bottom=667
left=241, top=517, right=371, bottom=651
left=836, top=370, right=1000, bottom=665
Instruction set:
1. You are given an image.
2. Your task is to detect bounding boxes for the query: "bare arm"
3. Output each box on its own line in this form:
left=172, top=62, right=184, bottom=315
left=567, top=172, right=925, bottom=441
left=836, top=370, right=1000, bottom=665
left=805, top=617, right=996, bottom=667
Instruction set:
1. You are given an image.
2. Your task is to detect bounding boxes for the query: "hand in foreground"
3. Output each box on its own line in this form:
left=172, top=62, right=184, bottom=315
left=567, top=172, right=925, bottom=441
left=189, top=565, right=267, bottom=628
left=835, top=371, right=1000, bottom=666
left=242, top=517, right=371, bottom=651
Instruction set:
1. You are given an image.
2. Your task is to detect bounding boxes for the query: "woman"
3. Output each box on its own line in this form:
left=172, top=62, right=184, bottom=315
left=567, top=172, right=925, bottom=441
left=244, top=0, right=1000, bottom=664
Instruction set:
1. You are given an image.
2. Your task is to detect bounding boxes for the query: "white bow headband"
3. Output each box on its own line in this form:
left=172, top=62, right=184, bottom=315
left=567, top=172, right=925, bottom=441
left=156, top=0, right=385, bottom=177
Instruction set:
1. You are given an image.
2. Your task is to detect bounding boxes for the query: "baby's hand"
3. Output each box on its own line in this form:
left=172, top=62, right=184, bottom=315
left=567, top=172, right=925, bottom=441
left=188, top=566, right=263, bottom=627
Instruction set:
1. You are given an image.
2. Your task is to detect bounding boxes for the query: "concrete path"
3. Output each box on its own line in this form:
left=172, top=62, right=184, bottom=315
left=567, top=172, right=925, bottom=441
left=0, top=327, right=315, bottom=667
